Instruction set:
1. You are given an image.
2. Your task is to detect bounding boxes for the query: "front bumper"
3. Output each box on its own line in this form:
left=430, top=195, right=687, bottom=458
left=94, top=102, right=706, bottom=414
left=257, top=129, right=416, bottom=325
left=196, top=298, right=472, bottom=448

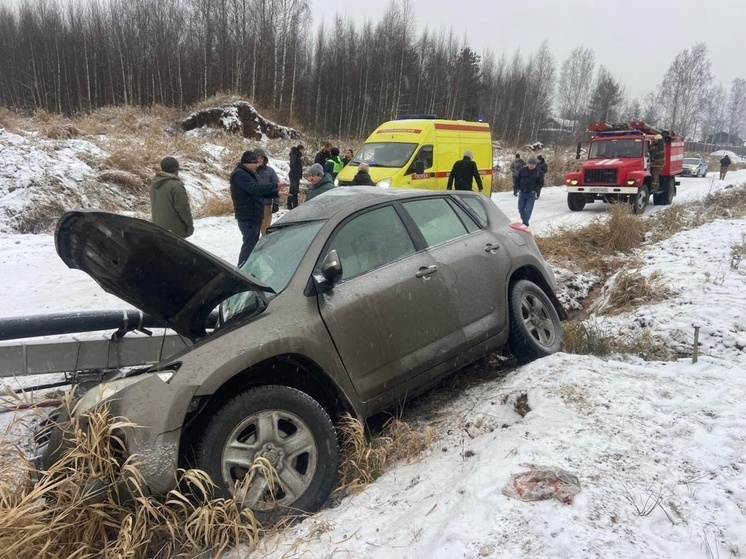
left=34, top=373, right=197, bottom=495
left=567, top=185, right=639, bottom=194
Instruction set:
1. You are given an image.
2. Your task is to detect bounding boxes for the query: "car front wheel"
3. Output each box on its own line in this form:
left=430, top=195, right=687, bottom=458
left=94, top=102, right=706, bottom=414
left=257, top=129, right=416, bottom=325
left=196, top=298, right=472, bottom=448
left=194, top=385, right=339, bottom=520
left=508, top=279, right=562, bottom=364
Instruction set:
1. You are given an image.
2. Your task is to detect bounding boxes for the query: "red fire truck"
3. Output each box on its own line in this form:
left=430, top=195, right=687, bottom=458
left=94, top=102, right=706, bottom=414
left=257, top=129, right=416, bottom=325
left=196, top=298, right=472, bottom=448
left=564, top=121, right=684, bottom=214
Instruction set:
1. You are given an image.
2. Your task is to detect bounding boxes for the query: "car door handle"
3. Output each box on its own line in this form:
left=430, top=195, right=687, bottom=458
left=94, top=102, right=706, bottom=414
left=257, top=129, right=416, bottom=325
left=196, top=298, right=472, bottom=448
left=485, top=243, right=500, bottom=254
left=415, top=265, right=438, bottom=278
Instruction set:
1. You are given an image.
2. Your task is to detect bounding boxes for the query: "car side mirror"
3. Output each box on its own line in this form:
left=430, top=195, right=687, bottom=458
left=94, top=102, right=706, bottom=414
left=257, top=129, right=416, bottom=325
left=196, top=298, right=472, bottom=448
left=314, top=250, right=343, bottom=288
left=415, top=160, right=425, bottom=174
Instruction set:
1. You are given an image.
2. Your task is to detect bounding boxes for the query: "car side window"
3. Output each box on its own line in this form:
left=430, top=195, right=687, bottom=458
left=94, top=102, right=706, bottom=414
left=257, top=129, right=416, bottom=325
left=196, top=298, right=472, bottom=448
left=459, top=196, right=488, bottom=226
left=402, top=198, right=476, bottom=247
left=329, top=205, right=416, bottom=280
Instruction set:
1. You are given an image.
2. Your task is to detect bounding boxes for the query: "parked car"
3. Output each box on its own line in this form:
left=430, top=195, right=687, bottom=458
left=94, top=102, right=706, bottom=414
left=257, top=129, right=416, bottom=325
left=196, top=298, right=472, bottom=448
left=38, top=188, right=565, bottom=519
left=681, top=156, right=708, bottom=177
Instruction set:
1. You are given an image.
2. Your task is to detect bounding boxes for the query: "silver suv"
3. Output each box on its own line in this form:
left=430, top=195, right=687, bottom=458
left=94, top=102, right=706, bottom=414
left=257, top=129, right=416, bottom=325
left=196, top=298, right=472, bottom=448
left=40, top=187, right=565, bottom=518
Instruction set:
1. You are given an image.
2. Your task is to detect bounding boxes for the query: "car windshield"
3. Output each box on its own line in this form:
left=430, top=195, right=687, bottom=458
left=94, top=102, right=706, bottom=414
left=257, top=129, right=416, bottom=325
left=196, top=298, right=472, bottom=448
left=684, top=158, right=700, bottom=165
left=589, top=139, right=642, bottom=159
left=350, top=142, right=418, bottom=168
left=220, top=221, right=324, bottom=324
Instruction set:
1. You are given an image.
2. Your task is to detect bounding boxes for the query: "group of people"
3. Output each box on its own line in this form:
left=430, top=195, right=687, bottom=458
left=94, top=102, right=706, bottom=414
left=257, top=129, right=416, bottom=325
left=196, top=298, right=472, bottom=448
left=310, top=143, right=373, bottom=186
left=149, top=142, right=373, bottom=268
left=510, top=152, right=546, bottom=227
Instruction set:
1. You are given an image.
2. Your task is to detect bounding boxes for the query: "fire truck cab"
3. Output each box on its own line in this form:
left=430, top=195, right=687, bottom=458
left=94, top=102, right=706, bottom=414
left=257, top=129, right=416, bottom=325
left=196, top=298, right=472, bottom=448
left=564, top=121, right=683, bottom=214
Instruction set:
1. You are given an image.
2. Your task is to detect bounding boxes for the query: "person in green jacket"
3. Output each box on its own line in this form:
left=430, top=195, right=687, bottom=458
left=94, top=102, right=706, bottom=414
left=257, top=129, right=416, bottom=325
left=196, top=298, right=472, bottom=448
left=305, top=163, right=335, bottom=201
left=149, top=157, right=194, bottom=238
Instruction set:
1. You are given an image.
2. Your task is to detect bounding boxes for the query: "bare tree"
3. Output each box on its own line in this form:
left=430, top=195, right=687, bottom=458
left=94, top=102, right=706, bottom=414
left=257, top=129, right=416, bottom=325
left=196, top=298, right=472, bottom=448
left=700, top=84, right=728, bottom=142
left=588, top=66, right=624, bottom=123
left=727, top=78, right=746, bottom=140
left=658, top=42, right=713, bottom=137
left=556, top=46, right=595, bottom=133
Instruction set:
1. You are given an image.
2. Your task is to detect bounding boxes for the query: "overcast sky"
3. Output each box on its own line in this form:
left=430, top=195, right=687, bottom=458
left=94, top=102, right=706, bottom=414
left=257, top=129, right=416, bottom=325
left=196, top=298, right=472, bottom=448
left=313, top=0, right=745, bottom=100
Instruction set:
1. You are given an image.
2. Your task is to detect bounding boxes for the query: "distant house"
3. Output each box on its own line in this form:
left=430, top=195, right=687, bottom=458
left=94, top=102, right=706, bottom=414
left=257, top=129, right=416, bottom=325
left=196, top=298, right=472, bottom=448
left=539, top=116, right=577, bottom=144
left=705, top=131, right=743, bottom=146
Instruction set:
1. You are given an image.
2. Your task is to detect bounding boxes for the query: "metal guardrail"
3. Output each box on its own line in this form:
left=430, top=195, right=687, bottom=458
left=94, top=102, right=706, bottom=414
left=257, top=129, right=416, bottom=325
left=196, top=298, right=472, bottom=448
left=0, top=310, right=207, bottom=378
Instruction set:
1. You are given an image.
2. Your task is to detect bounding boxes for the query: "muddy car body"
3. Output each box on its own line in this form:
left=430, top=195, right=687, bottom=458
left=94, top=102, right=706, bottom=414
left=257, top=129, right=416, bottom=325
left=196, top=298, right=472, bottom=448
left=38, top=187, right=565, bottom=517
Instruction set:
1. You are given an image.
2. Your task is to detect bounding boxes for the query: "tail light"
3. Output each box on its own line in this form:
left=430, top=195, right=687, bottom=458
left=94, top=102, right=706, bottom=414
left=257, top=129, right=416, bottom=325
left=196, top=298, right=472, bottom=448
left=509, top=222, right=533, bottom=237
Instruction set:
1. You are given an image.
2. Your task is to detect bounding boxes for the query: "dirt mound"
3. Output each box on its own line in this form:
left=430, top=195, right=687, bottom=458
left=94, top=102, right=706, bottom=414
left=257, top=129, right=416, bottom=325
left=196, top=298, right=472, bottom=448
left=182, top=101, right=299, bottom=140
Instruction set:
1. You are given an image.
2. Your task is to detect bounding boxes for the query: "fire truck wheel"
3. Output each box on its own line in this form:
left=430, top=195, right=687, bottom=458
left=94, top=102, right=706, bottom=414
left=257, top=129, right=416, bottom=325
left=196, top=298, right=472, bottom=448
left=653, top=179, right=674, bottom=206
left=567, top=193, right=585, bottom=212
left=631, top=186, right=649, bottom=214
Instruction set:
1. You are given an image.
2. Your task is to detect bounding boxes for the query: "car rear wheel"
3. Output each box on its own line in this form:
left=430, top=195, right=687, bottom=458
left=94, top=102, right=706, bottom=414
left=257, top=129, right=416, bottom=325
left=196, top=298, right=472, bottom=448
left=194, top=385, right=339, bottom=521
left=508, top=279, right=562, bottom=364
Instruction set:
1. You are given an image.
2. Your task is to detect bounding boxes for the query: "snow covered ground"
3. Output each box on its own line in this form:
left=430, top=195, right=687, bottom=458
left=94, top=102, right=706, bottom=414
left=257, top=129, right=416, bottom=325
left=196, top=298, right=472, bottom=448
left=1, top=160, right=746, bottom=557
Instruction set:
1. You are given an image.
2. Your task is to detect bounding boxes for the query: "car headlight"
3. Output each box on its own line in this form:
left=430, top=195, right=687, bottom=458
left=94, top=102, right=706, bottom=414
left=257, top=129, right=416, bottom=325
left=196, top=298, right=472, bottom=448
left=376, top=178, right=392, bottom=188
left=74, top=372, right=173, bottom=415
left=334, top=178, right=339, bottom=186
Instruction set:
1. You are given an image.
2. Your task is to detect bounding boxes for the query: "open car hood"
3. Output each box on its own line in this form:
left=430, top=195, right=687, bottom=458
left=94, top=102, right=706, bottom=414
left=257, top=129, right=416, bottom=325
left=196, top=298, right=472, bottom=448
left=55, top=211, right=274, bottom=340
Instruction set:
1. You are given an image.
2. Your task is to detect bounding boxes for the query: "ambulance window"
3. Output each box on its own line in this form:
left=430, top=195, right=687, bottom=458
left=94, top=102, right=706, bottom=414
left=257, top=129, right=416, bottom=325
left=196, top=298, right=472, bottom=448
left=406, top=145, right=433, bottom=174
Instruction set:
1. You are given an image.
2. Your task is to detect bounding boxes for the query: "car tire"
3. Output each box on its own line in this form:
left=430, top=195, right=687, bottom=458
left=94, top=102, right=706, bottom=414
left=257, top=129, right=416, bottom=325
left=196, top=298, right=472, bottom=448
left=193, top=385, right=339, bottom=521
left=508, top=279, right=562, bottom=364
left=567, top=193, right=585, bottom=212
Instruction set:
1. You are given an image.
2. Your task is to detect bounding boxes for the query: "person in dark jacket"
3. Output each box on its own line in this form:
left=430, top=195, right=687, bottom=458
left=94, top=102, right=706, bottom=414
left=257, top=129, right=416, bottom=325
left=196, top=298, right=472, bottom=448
left=351, top=162, right=375, bottom=185
left=306, top=163, right=335, bottom=200
left=287, top=144, right=304, bottom=209
left=342, top=148, right=354, bottom=166
left=510, top=153, right=525, bottom=195
left=536, top=154, right=548, bottom=175
left=230, top=151, right=287, bottom=266
left=254, top=148, right=280, bottom=236
left=314, top=143, right=332, bottom=166
left=149, top=156, right=194, bottom=238
left=323, top=147, right=344, bottom=179
left=514, top=156, right=544, bottom=227
left=720, top=154, right=732, bottom=180
left=447, top=150, right=483, bottom=191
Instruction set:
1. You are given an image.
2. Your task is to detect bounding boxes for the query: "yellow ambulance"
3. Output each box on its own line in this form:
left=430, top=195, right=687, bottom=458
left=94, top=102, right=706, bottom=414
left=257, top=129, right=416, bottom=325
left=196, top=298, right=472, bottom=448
left=336, top=117, right=493, bottom=195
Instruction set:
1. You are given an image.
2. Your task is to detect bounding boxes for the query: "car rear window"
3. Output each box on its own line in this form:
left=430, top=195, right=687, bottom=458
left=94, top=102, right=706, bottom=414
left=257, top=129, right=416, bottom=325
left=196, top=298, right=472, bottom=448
left=402, top=198, right=478, bottom=247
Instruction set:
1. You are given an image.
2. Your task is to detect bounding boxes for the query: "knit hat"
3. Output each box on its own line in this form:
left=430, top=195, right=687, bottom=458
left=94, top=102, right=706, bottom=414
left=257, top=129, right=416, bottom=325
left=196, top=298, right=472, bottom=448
left=515, top=153, right=521, bottom=158
left=464, top=150, right=473, bottom=159
left=358, top=162, right=370, bottom=172
left=160, top=156, right=179, bottom=173
left=241, top=151, right=259, bottom=164
left=331, top=147, right=340, bottom=157
left=308, top=163, right=324, bottom=176
left=527, top=156, right=538, bottom=164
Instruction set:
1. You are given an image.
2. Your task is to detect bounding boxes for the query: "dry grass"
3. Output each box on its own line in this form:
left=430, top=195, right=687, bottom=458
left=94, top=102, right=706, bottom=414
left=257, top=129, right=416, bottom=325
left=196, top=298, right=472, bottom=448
left=198, top=192, right=235, bottom=217
left=14, top=199, right=69, bottom=234
left=97, top=170, right=146, bottom=193
left=537, top=203, right=648, bottom=277
left=335, top=414, right=436, bottom=495
left=0, top=400, right=436, bottom=558
left=594, top=269, right=677, bottom=316
left=0, top=399, right=261, bottom=559
left=561, top=319, right=669, bottom=360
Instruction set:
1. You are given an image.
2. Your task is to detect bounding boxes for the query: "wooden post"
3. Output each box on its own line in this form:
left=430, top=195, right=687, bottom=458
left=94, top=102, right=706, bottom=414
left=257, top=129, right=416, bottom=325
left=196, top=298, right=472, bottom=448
left=693, top=326, right=700, bottom=363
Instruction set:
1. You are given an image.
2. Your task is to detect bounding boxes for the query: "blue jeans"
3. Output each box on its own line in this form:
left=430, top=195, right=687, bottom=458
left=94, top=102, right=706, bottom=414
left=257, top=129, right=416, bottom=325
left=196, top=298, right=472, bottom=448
left=237, top=219, right=261, bottom=267
left=518, top=191, right=537, bottom=226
